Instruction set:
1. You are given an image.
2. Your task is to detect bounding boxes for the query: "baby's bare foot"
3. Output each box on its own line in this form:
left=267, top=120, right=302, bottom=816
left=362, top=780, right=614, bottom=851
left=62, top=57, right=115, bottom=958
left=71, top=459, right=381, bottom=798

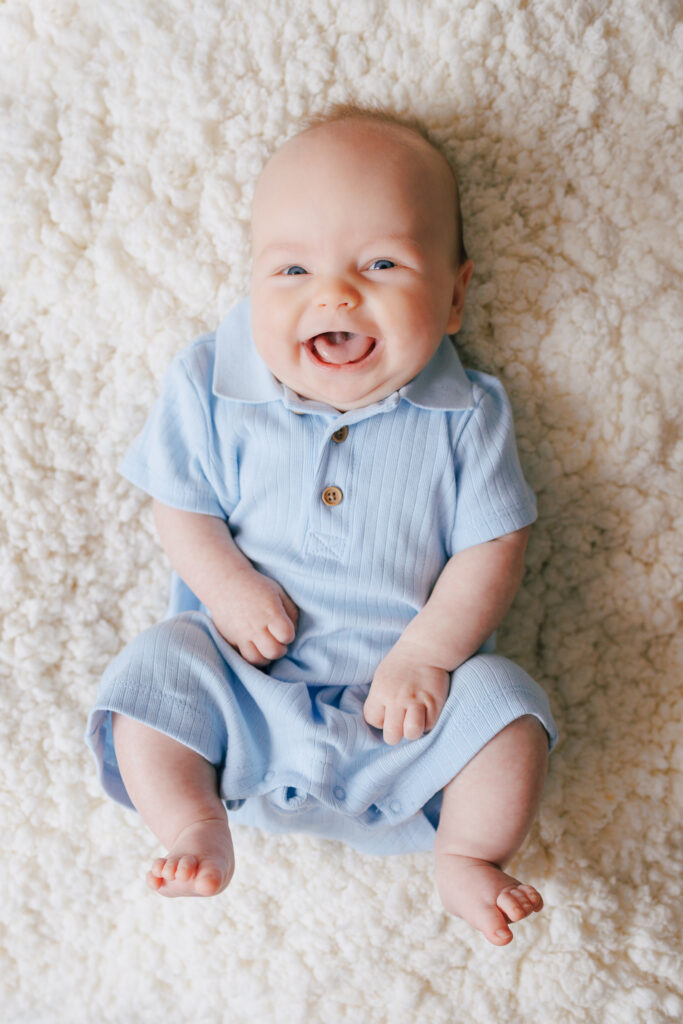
left=434, top=853, right=543, bottom=945
left=147, top=817, right=235, bottom=898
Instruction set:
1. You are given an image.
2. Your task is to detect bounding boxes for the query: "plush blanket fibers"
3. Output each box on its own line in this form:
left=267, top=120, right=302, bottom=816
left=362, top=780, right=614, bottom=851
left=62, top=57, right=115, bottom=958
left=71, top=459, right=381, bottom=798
left=1, top=1, right=681, bottom=1022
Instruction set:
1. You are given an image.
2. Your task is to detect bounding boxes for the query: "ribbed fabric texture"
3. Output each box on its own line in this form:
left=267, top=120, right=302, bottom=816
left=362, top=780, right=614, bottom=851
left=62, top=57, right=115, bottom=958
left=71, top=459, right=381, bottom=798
left=85, top=305, right=555, bottom=854
left=118, top=318, right=538, bottom=689
left=87, top=613, right=557, bottom=855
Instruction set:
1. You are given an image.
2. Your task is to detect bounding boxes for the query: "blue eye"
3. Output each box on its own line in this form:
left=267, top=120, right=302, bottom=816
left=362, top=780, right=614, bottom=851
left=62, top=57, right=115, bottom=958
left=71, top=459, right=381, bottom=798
left=369, top=258, right=395, bottom=271
left=283, top=265, right=307, bottom=276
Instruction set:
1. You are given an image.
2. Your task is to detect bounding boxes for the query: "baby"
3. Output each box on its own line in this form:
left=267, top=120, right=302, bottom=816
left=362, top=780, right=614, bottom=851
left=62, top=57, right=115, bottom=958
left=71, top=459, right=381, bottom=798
left=86, top=105, right=557, bottom=946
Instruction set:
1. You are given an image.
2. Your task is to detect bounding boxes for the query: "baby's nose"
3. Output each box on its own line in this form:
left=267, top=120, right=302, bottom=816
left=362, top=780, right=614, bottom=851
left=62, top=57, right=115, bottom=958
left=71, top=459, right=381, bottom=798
left=314, top=276, right=360, bottom=310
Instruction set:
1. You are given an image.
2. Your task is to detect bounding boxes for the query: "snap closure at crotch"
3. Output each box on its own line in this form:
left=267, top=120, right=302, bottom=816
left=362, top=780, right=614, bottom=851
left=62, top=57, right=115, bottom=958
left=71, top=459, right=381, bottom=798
left=267, top=785, right=309, bottom=812
left=322, top=486, right=343, bottom=506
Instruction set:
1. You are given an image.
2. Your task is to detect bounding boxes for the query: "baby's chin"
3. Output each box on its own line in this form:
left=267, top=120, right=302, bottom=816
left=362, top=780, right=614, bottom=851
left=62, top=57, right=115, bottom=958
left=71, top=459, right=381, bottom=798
left=289, top=373, right=403, bottom=412
left=267, top=343, right=422, bottom=411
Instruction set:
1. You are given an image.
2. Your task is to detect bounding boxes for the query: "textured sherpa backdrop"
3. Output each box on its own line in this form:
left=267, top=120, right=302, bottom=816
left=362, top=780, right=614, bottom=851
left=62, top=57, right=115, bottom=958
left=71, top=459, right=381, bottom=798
left=1, top=1, right=681, bottom=1022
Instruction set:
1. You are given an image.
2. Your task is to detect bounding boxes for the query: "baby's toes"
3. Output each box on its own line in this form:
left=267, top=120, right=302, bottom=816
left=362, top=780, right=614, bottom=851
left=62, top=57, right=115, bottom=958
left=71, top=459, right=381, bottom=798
left=517, top=884, right=543, bottom=912
left=146, top=869, right=164, bottom=891
left=174, top=855, right=199, bottom=882
left=147, top=859, right=169, bottom=891
left=497, top=884, right=542, bottom=921
left=150, top=856, right=168, bottom=879
left=195, top=861, right=227, bottom=896
left=160, top=856, right=182, bottom=881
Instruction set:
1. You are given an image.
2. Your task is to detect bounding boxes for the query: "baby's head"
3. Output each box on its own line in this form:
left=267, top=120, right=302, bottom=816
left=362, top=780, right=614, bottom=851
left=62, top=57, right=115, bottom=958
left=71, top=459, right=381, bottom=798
left=249, top=105, right=473, bottom=411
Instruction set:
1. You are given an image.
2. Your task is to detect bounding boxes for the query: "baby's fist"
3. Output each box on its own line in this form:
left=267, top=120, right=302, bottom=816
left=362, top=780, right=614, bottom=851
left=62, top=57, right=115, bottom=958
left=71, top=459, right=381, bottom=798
left=363, top=643, right=450, bottom=746
left=210, top=567, right=298, bottom=666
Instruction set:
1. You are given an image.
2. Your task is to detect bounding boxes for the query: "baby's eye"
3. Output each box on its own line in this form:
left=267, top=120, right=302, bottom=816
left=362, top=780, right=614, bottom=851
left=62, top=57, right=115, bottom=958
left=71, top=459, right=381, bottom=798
left=283, top=265, right=307, bottom=276
left=369, top=258, right=396, bottom=271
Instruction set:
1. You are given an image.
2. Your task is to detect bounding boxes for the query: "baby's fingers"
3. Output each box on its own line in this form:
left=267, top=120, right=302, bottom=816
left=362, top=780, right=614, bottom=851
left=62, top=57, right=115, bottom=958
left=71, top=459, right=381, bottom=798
left=239, top=640, right=271, bottom=667
left=268, top=605, right=297, bottom=646
left=383, top=703, right=428, bottom=744
left=366, top=701, right=427, bottom=745
left=239, top=633, right=286, bottom=666
left=382, top=705, right=407, bottom=746
left=280, top=592, right=299, bottom=630
left=254, top=627, right=289, bottom=663
left=362, top=693, right=385, bottom=731
left=403, top=703, right=426, bottom=741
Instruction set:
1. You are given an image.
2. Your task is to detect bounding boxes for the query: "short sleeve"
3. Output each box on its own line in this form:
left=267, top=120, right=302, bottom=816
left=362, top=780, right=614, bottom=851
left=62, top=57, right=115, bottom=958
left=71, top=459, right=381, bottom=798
left=119, top=341, right=231, bottom=518
left=449, top=372, right=537, bottom=554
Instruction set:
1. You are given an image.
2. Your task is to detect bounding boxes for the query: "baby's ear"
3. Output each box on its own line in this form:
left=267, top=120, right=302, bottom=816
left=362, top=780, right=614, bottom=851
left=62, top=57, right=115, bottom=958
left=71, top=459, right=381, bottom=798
left=446, top=260, right=474, bottom=334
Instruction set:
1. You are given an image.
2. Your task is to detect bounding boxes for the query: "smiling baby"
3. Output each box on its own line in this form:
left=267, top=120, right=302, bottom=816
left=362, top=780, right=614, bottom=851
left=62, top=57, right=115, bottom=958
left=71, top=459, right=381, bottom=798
left=86, top=105, right=557, bottom=946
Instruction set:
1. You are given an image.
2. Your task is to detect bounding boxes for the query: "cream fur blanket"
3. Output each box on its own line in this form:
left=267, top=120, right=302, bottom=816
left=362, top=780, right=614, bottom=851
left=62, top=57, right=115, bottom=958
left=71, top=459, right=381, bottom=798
left=1, top=1, right=681, bottom=1022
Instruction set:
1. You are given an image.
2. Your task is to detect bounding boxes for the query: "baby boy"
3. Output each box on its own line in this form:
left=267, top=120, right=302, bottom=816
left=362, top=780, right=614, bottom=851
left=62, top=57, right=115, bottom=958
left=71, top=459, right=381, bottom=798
left=86, top=105, right=556, bottom=946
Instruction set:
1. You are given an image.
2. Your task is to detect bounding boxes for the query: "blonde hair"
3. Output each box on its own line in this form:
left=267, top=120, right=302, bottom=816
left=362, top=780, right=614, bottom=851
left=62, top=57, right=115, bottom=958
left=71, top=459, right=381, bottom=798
left=298, top=102, right=468, bottom=265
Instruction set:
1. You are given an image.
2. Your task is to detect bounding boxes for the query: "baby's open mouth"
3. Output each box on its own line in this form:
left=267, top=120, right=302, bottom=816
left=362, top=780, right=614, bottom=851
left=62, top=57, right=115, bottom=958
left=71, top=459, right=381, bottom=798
left=306, top=331, right=376, bottom=366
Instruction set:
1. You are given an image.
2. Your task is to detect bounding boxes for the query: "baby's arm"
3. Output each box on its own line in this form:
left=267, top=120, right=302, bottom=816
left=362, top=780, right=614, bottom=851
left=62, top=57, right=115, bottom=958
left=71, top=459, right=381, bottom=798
left=363, top=526, right=529, bottom=745
left=153, top=500, right=298, bottom=666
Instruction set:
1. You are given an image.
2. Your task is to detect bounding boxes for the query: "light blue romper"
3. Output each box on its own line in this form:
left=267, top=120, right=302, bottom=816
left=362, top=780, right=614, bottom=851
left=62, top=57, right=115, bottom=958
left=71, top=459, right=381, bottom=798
left=85, top=298, right=557, bottom=855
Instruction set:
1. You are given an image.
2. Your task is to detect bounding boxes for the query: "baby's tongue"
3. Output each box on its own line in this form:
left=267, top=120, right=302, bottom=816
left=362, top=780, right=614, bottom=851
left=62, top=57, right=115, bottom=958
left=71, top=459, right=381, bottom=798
left=313, top=331, right=371, bottom=364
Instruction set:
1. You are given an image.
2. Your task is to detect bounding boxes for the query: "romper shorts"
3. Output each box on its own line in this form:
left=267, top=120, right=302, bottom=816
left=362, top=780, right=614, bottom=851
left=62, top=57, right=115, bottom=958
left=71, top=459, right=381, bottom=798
left=85, top=611, right=557, bottom=855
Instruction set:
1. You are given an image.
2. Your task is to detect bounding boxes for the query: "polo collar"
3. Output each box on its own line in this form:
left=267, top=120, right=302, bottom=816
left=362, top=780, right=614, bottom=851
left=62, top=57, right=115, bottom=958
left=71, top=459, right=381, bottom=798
left=213, top=297, right=474, bottom=412
left=214, top=297, right=283, bottom=402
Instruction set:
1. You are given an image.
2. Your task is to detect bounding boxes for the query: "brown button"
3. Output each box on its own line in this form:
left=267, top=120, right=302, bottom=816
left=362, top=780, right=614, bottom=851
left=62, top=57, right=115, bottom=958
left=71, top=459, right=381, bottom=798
left=322, top=486, right=343, bottom=507
left=331, top=426, right=348, bottom=443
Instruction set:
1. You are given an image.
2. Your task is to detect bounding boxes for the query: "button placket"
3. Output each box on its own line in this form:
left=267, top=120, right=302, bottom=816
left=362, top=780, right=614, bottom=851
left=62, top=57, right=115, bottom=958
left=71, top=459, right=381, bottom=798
left=304, top=419, right=353, bottom=557
left=320, top=422, right=350, bottom=507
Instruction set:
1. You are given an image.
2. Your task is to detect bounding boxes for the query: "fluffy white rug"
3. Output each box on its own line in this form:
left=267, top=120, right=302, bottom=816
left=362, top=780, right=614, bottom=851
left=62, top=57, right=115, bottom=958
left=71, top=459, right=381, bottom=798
left=1, top=1, right=681, bottom=1022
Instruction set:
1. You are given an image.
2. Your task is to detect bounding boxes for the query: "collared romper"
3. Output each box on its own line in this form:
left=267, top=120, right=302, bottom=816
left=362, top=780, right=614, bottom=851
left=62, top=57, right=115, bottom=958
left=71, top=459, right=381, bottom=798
left=85, top=298, right=557, bottom=855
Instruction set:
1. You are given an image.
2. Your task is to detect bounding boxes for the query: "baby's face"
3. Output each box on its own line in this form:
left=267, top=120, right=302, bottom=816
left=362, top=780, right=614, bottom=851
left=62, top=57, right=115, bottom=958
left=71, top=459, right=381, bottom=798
left=249, top=121, right=473, bottom=411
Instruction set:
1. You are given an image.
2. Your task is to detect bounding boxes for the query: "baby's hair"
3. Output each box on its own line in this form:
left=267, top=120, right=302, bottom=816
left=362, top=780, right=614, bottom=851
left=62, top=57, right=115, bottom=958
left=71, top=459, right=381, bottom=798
left=298, top=102, right=468, bottom=266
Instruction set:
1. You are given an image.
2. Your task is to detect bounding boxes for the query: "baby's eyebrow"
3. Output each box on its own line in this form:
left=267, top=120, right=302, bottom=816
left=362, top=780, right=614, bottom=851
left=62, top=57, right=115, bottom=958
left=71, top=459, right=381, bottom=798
left=256, top=243, right=300, bottom=258
left=255, top=235, right=425, bottom=263
left=367, top=234, right=425, bottom=257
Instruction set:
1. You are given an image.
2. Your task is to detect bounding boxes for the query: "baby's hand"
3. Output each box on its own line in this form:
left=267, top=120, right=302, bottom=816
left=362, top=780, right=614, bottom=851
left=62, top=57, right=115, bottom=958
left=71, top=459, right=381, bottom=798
left=363, top=640, right=450, bottom=745
left=209, top=566, right=298, bottom=667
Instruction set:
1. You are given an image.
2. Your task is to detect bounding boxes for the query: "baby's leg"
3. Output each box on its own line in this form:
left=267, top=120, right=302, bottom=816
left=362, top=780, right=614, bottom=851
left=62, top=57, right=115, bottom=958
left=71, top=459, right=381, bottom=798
left=112, top=714, right=234, bottom=898
left=434, top=714, right=548, bottom=945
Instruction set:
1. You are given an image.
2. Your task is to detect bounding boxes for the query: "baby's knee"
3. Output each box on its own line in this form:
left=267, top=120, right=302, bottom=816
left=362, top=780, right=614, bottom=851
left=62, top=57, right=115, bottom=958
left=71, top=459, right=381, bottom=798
left=137, top=611, right=226, bottom=666
left=453, top=652, right=533, bottom=691
left=451, top=653, right=557, bottom=752
left=496, top=714, right=550, bottom=761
